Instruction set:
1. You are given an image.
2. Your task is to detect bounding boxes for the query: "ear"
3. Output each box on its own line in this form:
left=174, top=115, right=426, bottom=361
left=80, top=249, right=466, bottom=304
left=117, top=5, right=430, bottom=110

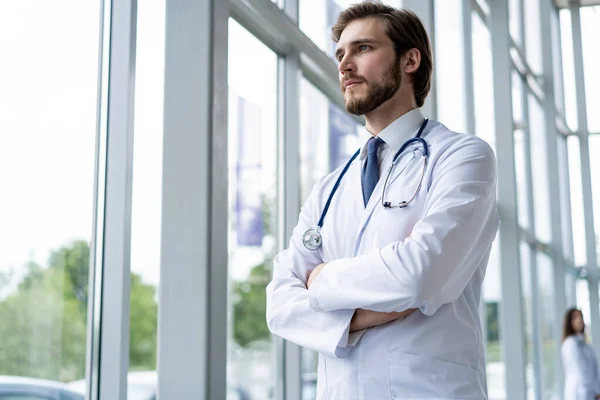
left=403, top=48, right=421, bottom=74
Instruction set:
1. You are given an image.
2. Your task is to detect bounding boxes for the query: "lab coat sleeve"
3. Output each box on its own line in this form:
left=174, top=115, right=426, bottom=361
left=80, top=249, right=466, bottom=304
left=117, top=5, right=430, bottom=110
left=308, top=137, right=500, bottom=315
left=561, top=337, right=600, bottom=394
left=265, top=180, right=359, bottom=358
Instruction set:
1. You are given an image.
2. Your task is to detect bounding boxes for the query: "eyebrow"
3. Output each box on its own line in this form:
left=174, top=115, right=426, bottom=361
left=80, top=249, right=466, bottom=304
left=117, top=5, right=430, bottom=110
left=334, top=38, right=380, bottom=60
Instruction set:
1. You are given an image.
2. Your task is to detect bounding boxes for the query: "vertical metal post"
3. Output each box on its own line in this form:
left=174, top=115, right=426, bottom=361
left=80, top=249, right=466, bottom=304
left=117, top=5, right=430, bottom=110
left=87, top=0, right=137, bottom=398
left=462, top=0, right=476, bottom=137
left=489, top=0, right=528, bottom=398
left=278, top=3, right=302, bottom=400
left=157, top=0, right=229, bottom=398
left=539, top=0, right=567, bottom=395
left=569, top=1, right=600, bottom=351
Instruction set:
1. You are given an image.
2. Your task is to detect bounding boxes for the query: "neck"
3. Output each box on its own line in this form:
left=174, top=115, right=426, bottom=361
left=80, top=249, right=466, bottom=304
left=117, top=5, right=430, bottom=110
left=364, top=89, right=418, bottom=135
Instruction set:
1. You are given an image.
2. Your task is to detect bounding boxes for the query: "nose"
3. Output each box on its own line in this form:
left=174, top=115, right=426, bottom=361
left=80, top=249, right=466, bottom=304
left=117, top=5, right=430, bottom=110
left=338, top=54, right=355, bottom=75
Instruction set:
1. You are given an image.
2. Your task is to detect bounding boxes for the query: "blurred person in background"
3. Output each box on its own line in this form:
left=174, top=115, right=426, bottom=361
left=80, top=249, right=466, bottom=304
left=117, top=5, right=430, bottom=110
left=562, top=307, right=600, bottom=400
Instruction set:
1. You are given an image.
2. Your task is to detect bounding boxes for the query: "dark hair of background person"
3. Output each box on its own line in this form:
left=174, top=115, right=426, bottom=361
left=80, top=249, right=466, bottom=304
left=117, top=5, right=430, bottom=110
left=563, top=307, right=584, bottom=342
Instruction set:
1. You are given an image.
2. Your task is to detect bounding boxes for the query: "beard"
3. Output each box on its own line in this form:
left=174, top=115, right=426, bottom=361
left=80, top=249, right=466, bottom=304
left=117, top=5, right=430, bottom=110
left=343, top=61, right=402, bottom=116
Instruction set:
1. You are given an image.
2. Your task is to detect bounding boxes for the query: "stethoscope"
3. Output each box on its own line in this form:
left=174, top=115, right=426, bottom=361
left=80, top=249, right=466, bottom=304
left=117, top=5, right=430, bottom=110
left=302, top=118, right=430, bottom=251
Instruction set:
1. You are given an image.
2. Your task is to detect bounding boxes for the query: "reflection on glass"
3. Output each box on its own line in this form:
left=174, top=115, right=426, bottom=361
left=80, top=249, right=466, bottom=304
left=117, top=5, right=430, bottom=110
left=528, top=94, right=551, bottom=243
left=519, top=242, right=537, bottom=400
left=126, top=0, right=166, bottom=397
left=581, top=6, right=600, bottom=132
left=0, top=0, right=99, bottom=394
left=299, top=77, right=361, bottom=398
left=589, top=136, right=600, bottom=263
left=228, top=20, right=278, bottom=400
left=567, top=136, right=587, bottom=267
left=537, top=252, right=558, bottom=399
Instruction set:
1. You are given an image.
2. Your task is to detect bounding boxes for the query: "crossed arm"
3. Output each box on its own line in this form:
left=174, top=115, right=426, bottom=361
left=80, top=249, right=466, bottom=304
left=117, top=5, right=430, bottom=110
left=266, top=137, right=499, bottom=357
left=307, top=262, right=417, bottom=332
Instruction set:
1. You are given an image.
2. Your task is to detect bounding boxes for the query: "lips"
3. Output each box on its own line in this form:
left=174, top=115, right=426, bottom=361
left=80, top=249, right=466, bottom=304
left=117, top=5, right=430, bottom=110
left=345, top=80, right=362, bottom=89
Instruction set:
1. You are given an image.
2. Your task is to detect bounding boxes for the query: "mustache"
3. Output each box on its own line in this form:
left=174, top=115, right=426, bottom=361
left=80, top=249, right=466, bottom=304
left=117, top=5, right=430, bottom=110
left=341, top=76, right=367, bottom=89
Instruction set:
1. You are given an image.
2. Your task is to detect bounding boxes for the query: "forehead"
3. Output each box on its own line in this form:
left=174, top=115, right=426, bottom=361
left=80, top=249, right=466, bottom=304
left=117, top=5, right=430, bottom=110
left=336, top=17, right=392, bottom=48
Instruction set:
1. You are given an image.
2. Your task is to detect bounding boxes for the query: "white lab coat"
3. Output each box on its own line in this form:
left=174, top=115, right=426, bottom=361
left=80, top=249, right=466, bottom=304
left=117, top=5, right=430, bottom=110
left=562, top=334, right=600, bottom=400
left=266, top=109, right=500, bottom=399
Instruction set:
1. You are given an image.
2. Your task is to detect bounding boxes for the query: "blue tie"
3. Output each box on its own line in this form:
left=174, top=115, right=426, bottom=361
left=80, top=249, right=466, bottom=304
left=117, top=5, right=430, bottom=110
left=362, top=137, right=384, bottom=206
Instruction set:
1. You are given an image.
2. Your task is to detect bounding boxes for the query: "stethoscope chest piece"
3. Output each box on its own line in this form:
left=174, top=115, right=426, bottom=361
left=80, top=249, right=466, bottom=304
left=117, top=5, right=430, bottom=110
left=302, top=228, right=322, bottom=251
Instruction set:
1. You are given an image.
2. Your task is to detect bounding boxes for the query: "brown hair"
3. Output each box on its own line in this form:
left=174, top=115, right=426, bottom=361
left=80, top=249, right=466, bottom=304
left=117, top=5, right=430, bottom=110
left=331, top=2, right=433, bottom=108
left=562, top=307, right=584, bottom=342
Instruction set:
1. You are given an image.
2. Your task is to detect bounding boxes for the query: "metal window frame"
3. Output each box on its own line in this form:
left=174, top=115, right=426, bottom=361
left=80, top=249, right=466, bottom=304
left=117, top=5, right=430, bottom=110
left=569, top=2, right=600, bottom=350
left=539, top=0, right=568, bottom=396
left=86, top=0, right=138, bottom=398
left=156, top=0, right=229, bottom=399
left=489, top=0, right=528, bottom=398
left=278, top=4, right=303, bottom=400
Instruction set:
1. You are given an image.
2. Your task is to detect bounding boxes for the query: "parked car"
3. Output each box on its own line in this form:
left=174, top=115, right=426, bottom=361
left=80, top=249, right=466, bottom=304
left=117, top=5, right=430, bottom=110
left=0, top=375, right=84, bottom=400
left=69, top=370, right=252, bottom=400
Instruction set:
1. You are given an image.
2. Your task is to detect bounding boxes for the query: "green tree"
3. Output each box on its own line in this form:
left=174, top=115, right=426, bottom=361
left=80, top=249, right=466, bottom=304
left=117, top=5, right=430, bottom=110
left=232, top=261, right=271, bottom=348
left=0, top=240, right=158, bottom=380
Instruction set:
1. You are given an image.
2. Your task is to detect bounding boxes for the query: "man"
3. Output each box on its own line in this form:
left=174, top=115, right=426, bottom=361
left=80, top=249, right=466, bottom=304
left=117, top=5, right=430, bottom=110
left=266, top=2, right=499, bottom=399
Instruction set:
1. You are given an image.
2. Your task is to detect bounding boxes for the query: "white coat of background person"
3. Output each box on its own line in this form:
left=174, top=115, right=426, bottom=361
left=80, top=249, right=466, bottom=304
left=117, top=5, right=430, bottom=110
left=266, top=3, right=500, bottom=399
left=562, top=308, right=600, bottom=400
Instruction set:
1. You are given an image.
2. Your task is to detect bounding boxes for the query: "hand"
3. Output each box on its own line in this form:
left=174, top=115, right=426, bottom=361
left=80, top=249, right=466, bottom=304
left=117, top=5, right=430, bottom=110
left=350, top=308, right=418, bottom=332
left=307, top=262, right=327, bottom=289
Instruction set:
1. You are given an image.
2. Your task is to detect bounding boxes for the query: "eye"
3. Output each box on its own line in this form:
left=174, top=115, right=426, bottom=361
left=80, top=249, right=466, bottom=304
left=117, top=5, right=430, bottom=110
left=358, top=44, right=370, bottom=52
left=337, top=53, right=344, bottom=62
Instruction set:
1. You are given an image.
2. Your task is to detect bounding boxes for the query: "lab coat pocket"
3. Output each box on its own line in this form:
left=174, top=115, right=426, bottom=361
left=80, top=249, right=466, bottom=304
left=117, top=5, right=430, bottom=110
left=388, top=351, right=480, bottom=399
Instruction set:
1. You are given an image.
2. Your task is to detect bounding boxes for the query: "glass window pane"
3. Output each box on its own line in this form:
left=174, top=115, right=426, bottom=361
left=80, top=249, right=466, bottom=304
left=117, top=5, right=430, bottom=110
left=557, top=136, right=574, bottom=261
left=567, top=135, right=587, bottom=266
left=300, top=78, right=361, bottom=202
left=581, top=6, right=600, bottom=133
left=576, top=279, right=592, bottom=341
left=514, top=130, right=530, bottom=229
left=299, top=0, right=357, bottom=58
left=528, top=94, right=551, bottom=243
left=523, top=0, right=542, bottom=75
left=537, top=252, right=558, bottom=398
left=551, top=8, right=565, bottom=115
left=227, top=20, right=278, bottom=400
left=471, top=12, right=496, bottom=151
left=299, top=77, right=361, bottom=398
left=520, top=242, right=537, bottom=400
left=512, top=70, right=524, bottom=123
left=0, top=0, right=100, bottom=388
left=590, top=135, right=600, bottom=264
left=509, top=0, right=522, bottom=46
left=127, top=0, right=166, bottom=397
left=559, top=9, right=578, bottom=132
left=434, top=0, right=467, bottom=133
left=483, top=240, right=505, bottom=400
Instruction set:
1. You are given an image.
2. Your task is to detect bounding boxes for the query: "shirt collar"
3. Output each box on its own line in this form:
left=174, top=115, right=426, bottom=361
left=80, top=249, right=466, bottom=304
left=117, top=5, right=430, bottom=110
left=358, top=108, right=425, bottom=160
